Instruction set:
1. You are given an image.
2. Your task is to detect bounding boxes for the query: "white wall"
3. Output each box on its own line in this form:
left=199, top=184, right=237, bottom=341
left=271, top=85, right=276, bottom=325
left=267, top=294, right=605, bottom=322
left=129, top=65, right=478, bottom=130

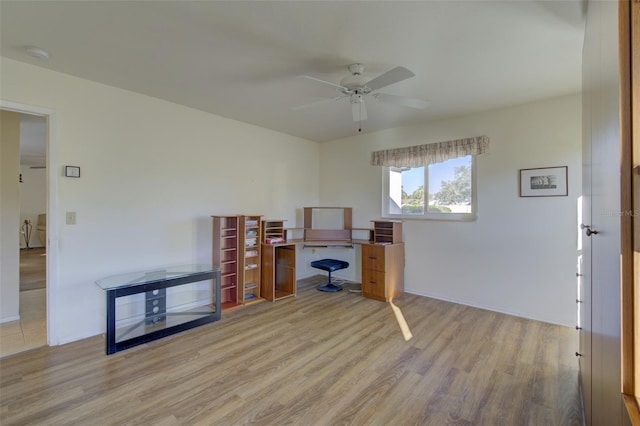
left=1, top=55, right=581, bottom=340
left=19, top=166, right=47, bottom=248
left=1, top=58, right=320, bottom=343
left=0, top=110, right=21, bottom=322
left=319, top=94, right=582, bottom=326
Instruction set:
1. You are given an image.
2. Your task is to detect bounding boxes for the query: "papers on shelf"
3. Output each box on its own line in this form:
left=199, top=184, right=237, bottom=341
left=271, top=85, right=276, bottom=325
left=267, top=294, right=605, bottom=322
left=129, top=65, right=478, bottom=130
left=265, top=237, right=285, bottom=244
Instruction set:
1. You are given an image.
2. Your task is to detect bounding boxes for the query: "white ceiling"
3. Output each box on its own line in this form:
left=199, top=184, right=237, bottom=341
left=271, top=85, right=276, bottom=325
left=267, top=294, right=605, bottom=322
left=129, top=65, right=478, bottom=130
left=1, top=1, right=585, bottom=143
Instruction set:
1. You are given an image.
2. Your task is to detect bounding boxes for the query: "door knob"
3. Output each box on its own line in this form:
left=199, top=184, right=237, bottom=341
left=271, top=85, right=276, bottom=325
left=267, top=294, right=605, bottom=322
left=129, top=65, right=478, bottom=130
left=581, top=224, right=599, bottom=236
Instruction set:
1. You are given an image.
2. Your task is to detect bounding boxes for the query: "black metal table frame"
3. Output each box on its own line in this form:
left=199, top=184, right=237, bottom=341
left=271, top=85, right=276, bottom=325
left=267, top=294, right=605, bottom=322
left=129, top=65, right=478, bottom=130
left=105, top=269, right=221, bottom=355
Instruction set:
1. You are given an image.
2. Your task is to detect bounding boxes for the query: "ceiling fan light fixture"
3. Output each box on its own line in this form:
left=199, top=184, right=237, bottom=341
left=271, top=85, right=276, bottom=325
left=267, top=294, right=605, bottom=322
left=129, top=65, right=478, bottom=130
left=351, top=94, right=367, bottom=125
left=350, top=93, right=364, bottom=104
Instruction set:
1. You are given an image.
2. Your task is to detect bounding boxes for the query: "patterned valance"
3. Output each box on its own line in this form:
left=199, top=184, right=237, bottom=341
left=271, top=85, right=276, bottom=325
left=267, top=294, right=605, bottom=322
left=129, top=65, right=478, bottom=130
left=370, top=135, right=490, bottom=167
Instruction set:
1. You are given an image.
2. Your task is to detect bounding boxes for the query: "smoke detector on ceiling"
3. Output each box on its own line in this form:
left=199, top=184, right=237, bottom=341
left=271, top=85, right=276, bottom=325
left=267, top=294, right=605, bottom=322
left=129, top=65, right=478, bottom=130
left=25, top=46, right=50, bottom=60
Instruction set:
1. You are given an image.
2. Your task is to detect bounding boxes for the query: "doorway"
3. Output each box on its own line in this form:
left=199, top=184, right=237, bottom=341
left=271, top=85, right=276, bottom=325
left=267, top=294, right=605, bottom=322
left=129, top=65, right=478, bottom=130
left=0, top=102, right=57, bottom=357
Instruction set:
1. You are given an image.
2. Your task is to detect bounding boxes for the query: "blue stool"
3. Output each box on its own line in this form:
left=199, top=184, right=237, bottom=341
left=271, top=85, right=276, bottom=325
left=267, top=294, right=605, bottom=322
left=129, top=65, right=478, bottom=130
left=311, top=259, right=349, bottom=292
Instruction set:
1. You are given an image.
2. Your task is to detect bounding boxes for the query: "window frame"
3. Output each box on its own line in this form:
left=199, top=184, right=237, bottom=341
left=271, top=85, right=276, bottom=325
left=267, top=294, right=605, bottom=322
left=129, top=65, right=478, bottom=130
left=381, top=155, right=477, bottom=221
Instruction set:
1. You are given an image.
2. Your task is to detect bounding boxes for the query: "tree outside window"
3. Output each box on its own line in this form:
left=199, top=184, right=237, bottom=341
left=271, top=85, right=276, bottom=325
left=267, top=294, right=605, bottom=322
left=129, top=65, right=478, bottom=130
left=384, top=156, right=475, bottom=220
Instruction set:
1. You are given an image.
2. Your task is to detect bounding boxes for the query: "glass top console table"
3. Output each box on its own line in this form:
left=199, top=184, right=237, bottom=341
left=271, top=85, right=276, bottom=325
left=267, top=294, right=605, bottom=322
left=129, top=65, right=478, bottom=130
left=96, top=264, right=221, bottom=355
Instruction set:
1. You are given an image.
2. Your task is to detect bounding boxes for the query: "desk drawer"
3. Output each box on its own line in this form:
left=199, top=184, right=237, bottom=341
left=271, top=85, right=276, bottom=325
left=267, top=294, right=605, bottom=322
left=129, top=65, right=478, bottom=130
left=362, top=269, right=386, bottom=301
left=362, top=245, right=386, bottom=271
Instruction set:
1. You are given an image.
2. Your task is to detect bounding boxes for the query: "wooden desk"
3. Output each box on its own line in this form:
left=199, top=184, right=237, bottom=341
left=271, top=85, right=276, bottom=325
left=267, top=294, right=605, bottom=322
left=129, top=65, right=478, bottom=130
left=291, top=239, right=405, bottom=302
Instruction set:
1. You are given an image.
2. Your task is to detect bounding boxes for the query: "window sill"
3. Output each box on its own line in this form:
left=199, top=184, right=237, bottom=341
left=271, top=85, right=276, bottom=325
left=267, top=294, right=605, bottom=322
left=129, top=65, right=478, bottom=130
left=382, top=213, right=477, bottom=222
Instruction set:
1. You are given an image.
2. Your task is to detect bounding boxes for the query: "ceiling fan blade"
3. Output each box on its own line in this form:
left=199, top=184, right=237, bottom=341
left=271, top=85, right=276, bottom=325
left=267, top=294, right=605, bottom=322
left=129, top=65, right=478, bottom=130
left=299, top=75, right=347, bottom=91
left=351, top=100, right=367, bottom=122
left=365, top=66, right=415, bottom=91
left=375, top=93, right=429, bottom=109
left=292, top=96, right=344, bottom=111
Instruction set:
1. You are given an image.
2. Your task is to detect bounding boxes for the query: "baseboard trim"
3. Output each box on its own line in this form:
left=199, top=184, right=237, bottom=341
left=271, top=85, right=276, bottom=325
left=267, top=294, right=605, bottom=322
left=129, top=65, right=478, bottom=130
left=404, top=287, right=571, bottom=327
left=0, top=315, right=21, bottom=324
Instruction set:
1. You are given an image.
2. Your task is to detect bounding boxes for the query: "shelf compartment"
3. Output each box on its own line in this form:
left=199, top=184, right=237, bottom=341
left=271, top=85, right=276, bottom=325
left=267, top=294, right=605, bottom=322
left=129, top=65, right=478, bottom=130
left=262, top=220, right=287, bottom=243
left=371, top=220, right=403, bottom=244
left=221, top=282, right=237, bottom=290
left=261, top=243, right=296, bottom=301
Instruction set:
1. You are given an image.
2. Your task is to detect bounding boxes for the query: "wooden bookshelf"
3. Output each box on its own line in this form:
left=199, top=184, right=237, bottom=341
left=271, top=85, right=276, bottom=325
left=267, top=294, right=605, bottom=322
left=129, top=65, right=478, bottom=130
left=240, top=215, right=263, bottom=305
left=212, top=215, right=241, bottom=310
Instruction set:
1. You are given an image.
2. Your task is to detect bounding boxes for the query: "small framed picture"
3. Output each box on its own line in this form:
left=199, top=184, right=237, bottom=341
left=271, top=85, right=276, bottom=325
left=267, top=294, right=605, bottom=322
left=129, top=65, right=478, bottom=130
left=519, top=166, right=567, bottom=197
left=65, top=166, right=80, bottom=178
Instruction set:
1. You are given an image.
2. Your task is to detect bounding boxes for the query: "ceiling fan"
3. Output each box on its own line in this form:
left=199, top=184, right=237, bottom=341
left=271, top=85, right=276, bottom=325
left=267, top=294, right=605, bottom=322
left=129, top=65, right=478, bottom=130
left=296, top=63, right=429, bottom=131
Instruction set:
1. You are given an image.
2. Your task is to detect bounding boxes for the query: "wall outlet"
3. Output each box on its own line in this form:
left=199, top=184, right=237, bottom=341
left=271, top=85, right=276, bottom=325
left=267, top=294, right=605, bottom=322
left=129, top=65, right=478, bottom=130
left=66, top=211, right=76, bottom=225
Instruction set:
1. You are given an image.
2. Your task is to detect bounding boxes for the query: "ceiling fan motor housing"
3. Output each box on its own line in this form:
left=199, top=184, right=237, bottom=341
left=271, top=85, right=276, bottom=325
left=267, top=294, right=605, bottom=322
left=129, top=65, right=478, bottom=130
left=340, top=63, right=370, bottom=91
left=348, top=63, right=365, bottom=74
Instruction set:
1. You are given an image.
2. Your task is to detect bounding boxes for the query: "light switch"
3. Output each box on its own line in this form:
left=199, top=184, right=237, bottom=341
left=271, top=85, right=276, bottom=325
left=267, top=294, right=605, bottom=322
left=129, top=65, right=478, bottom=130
left=66, top=212, right=76, bottom=225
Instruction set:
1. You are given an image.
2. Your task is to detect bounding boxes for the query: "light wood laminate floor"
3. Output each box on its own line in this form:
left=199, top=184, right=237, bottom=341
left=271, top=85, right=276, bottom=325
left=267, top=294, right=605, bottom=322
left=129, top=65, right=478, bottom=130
left=0, top=248, right=46, bottom=358
left=0, top=276, right=582, bottom=425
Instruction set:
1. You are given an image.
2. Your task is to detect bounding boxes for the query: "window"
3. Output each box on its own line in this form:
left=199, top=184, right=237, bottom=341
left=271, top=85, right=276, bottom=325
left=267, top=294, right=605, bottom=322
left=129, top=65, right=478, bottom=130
left=372, top=135, right=487, bottom=220
left=382, top=155, right=476, bottom=220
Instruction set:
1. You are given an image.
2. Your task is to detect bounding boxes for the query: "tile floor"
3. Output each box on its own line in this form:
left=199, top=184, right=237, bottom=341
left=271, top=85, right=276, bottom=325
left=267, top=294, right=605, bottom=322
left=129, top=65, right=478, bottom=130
left=0, top=249, right=47, bottom=358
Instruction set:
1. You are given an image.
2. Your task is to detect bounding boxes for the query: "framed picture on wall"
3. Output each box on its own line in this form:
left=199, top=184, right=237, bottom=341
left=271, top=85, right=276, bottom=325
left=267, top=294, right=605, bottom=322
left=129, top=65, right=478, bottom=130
left=519, top=166, right=568, bottom=197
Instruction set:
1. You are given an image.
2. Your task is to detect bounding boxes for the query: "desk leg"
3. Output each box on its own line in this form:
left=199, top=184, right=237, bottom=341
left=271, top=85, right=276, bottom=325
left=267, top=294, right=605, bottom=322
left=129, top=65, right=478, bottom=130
left=106, top=289, right=116, bottom=355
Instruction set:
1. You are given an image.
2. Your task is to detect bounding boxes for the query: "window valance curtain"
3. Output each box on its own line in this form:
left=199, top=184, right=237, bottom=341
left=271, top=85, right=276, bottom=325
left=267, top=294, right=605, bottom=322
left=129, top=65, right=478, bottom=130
left=370, top=135, right=490, bottom=167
